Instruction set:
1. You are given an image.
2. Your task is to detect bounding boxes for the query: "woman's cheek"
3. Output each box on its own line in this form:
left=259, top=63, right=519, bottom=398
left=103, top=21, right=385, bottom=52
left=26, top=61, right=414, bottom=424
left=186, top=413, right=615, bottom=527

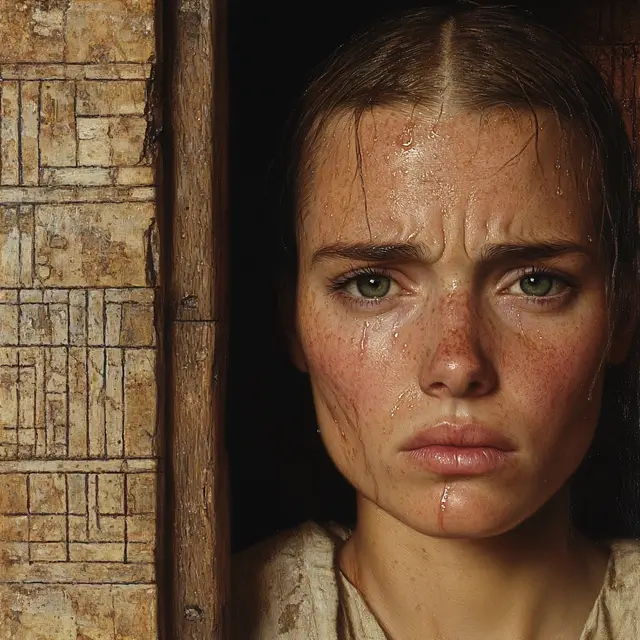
left=303, top=303, right=413, bottom=402
left=499, top=310, right=608, bottom=419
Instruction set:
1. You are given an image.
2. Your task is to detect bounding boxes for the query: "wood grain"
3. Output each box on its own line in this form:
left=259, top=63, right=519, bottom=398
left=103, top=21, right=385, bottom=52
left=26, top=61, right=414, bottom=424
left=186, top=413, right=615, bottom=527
left=166, top=0, right=229, bottom=638
left=169, top=0, right=228, bottom=324
left=170, top=324, right=229, bottom=639
left=584, top=43, right=640, bottom=177
left=560, top=0, right=640, bottom=45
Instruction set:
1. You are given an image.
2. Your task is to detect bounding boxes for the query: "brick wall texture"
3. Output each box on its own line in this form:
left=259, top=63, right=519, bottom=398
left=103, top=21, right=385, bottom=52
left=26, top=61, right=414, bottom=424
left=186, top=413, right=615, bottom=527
left=0, top=1, right=158, bottom=638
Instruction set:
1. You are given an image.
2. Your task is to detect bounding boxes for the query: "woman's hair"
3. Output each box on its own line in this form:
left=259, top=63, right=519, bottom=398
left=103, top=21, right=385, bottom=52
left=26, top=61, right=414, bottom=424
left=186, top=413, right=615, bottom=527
left=281, top=2, right=640, bottom=538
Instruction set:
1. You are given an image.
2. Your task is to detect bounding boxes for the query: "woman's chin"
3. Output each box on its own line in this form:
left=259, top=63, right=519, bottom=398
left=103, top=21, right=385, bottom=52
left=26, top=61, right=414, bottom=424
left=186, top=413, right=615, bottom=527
left=413, top=517, right=523, bottom=540
left=377, top=486, right=542, bottom=540
left=401, top=511, right=525, bottom=539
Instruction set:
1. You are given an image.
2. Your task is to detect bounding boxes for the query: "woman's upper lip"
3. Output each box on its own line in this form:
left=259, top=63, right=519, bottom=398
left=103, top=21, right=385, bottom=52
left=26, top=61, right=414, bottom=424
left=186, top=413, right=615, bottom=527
left=401, top=422, right=516, bottom=452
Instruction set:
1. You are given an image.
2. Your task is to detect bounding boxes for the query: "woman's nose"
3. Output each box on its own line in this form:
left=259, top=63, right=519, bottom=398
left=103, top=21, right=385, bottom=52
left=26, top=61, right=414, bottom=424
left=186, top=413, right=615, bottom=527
left=418, top=293, right=498, bottom=399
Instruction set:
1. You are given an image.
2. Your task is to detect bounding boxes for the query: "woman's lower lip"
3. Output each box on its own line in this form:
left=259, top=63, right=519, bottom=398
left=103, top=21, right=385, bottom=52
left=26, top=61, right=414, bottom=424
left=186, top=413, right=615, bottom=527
left=402, top=445, right=510, bottom=475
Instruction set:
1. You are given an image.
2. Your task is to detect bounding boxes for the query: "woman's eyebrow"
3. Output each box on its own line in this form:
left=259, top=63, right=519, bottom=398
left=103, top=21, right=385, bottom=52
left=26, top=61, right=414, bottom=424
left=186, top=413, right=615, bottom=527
left=310, top=240, right=591, bottom=266
left=479, top=241, right=593, bottom=263
left=311, top=242, right=429, bottom=265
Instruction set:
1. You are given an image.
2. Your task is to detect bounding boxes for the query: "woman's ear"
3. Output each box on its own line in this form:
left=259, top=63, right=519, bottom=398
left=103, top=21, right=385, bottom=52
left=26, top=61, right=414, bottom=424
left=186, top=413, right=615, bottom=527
left=278, top=270, right=308, bottom=372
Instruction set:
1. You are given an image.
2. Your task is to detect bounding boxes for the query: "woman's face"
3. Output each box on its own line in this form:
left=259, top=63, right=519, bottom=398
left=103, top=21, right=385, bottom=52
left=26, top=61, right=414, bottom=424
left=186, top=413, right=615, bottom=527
left=294, top=107, right=614, bottom=538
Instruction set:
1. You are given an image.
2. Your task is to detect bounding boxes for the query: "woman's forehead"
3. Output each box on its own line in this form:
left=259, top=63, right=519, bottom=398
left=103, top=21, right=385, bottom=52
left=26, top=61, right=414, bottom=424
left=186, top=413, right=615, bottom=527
left=299, top=107, right=596, bottom=254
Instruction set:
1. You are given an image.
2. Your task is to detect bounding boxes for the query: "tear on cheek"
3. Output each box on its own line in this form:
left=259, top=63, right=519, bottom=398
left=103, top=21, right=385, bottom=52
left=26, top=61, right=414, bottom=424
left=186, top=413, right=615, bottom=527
left=438, top=482, right=452, bottom=532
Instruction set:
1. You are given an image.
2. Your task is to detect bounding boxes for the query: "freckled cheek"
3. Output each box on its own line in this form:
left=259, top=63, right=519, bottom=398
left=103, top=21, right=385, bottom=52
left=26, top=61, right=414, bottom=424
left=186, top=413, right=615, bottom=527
left=299, top=305, right=414, bottom=414
left=499, top=315, right=608, bottom=417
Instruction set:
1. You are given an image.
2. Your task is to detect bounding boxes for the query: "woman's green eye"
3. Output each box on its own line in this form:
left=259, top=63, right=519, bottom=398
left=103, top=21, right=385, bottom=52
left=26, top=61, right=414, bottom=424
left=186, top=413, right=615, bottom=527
left=520, top=275, right=554, bottom=296
left=355, top=274, right=391, bottom=298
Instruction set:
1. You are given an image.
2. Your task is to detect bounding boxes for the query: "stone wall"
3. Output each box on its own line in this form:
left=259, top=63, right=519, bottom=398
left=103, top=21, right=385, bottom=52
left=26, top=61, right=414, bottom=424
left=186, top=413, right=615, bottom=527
left=0, top=1, right=158, bottom=637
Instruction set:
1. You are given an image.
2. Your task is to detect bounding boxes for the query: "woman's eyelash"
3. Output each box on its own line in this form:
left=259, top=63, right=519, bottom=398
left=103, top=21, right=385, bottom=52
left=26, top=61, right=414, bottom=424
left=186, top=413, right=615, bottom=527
left=518, top=266, right=558, bottom=278
left=511, top=266, right=575, bottom=288
left=327, top=265, right=577, bottom=309
left=328, top=267, right=393, bottom=292
left=328, top=266, right=572, bottom=286
left=504, top=266, right=579, bottom=308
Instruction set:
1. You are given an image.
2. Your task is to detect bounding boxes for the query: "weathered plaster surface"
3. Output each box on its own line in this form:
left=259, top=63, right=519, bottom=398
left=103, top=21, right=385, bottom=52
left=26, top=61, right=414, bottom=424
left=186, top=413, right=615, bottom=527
left=0, top=1, right=157, bottom=637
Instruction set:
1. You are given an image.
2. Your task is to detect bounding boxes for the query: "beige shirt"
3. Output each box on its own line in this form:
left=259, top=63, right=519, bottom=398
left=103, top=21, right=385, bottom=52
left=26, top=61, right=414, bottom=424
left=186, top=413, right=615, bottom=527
left=232, top=521, right=640, bottom=639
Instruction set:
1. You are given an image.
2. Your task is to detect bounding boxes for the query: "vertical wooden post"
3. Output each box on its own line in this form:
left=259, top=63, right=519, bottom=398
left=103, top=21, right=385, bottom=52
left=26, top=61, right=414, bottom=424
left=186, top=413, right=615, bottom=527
left=165, top=0, right=229, bottom=638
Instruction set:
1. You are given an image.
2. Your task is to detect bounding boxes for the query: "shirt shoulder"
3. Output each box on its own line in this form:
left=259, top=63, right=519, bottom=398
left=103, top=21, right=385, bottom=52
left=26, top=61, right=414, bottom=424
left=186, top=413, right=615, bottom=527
left=584, top=538, right=640, bottom=639
left=230, top=521, right=347, bottom=640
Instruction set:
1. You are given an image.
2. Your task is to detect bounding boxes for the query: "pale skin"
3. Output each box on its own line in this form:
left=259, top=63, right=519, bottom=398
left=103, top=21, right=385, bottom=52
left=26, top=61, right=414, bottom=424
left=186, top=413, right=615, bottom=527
left=290, top=107, right=632, bottom=639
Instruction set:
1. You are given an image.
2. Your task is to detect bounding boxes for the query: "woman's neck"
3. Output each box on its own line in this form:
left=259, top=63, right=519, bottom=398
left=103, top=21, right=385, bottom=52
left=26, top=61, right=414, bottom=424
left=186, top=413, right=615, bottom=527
left=338, top=490, right=609, bottom=640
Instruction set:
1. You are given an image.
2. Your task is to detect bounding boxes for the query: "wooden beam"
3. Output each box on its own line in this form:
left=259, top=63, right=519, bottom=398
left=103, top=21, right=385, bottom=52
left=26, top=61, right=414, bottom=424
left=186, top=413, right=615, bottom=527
left=171, top=323, right=229, bottom=639
left=165, top=0, right=229, bottom=638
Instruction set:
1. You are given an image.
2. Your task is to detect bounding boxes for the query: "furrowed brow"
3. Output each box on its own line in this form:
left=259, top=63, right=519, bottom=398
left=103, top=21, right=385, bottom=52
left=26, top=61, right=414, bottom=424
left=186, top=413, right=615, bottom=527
left=479, top=241, right=593, bottom=263
left=311, top=242, right=429, bottom=265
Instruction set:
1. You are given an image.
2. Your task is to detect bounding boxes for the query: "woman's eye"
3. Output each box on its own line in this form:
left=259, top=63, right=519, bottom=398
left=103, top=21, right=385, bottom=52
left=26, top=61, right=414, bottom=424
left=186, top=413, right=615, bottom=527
left=348, top=274, right=392, bottom=299
left=508, top=273, right=566, bottom=297
left=330, top=269, right=403, bottom=306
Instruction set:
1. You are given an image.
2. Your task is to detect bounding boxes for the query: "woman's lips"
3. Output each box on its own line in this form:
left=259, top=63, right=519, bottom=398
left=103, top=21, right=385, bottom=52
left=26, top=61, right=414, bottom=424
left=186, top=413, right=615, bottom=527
left=403, top=445, right=510, bottom=475
left=400, top=423, right=516, bottom=476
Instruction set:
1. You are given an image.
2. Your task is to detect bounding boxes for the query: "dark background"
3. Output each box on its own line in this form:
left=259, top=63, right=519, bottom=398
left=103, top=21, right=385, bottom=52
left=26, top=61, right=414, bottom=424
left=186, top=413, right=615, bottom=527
left=227, top=0, right=592, bottom=552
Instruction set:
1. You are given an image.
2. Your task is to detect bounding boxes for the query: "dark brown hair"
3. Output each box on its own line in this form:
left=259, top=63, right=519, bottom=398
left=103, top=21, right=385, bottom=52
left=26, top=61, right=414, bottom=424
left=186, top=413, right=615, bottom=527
left=282, top=2, right=640, bottom=538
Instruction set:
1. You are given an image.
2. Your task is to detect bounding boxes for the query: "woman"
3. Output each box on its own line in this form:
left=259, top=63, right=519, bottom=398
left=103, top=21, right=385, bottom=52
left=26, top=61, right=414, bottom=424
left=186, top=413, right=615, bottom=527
left=232, top=3, right=640, bottom=638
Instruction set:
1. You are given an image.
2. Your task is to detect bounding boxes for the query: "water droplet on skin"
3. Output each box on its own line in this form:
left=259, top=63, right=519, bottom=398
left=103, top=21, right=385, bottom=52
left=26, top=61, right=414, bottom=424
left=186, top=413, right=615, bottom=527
left=556, top=186, right=563, bottom=196
left=360, top=321, right=370, bottom=356
left=438, top=484, right=452, bottom=529
left=401, top=129, right=414, bottom=149
left=555, top=161, right=561, bottom=170
left=393, top=332, right=399, bottom=339
left=390, top=389, right=408, bottom=418
left=516, top=312, right=525, bottom=339
left=440, top=484, right=451, bottom=511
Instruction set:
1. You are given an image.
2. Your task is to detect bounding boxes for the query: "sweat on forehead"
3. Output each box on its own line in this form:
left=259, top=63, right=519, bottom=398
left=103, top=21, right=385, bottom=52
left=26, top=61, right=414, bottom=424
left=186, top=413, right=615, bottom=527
left=297, top=107, right=598, bottom=259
